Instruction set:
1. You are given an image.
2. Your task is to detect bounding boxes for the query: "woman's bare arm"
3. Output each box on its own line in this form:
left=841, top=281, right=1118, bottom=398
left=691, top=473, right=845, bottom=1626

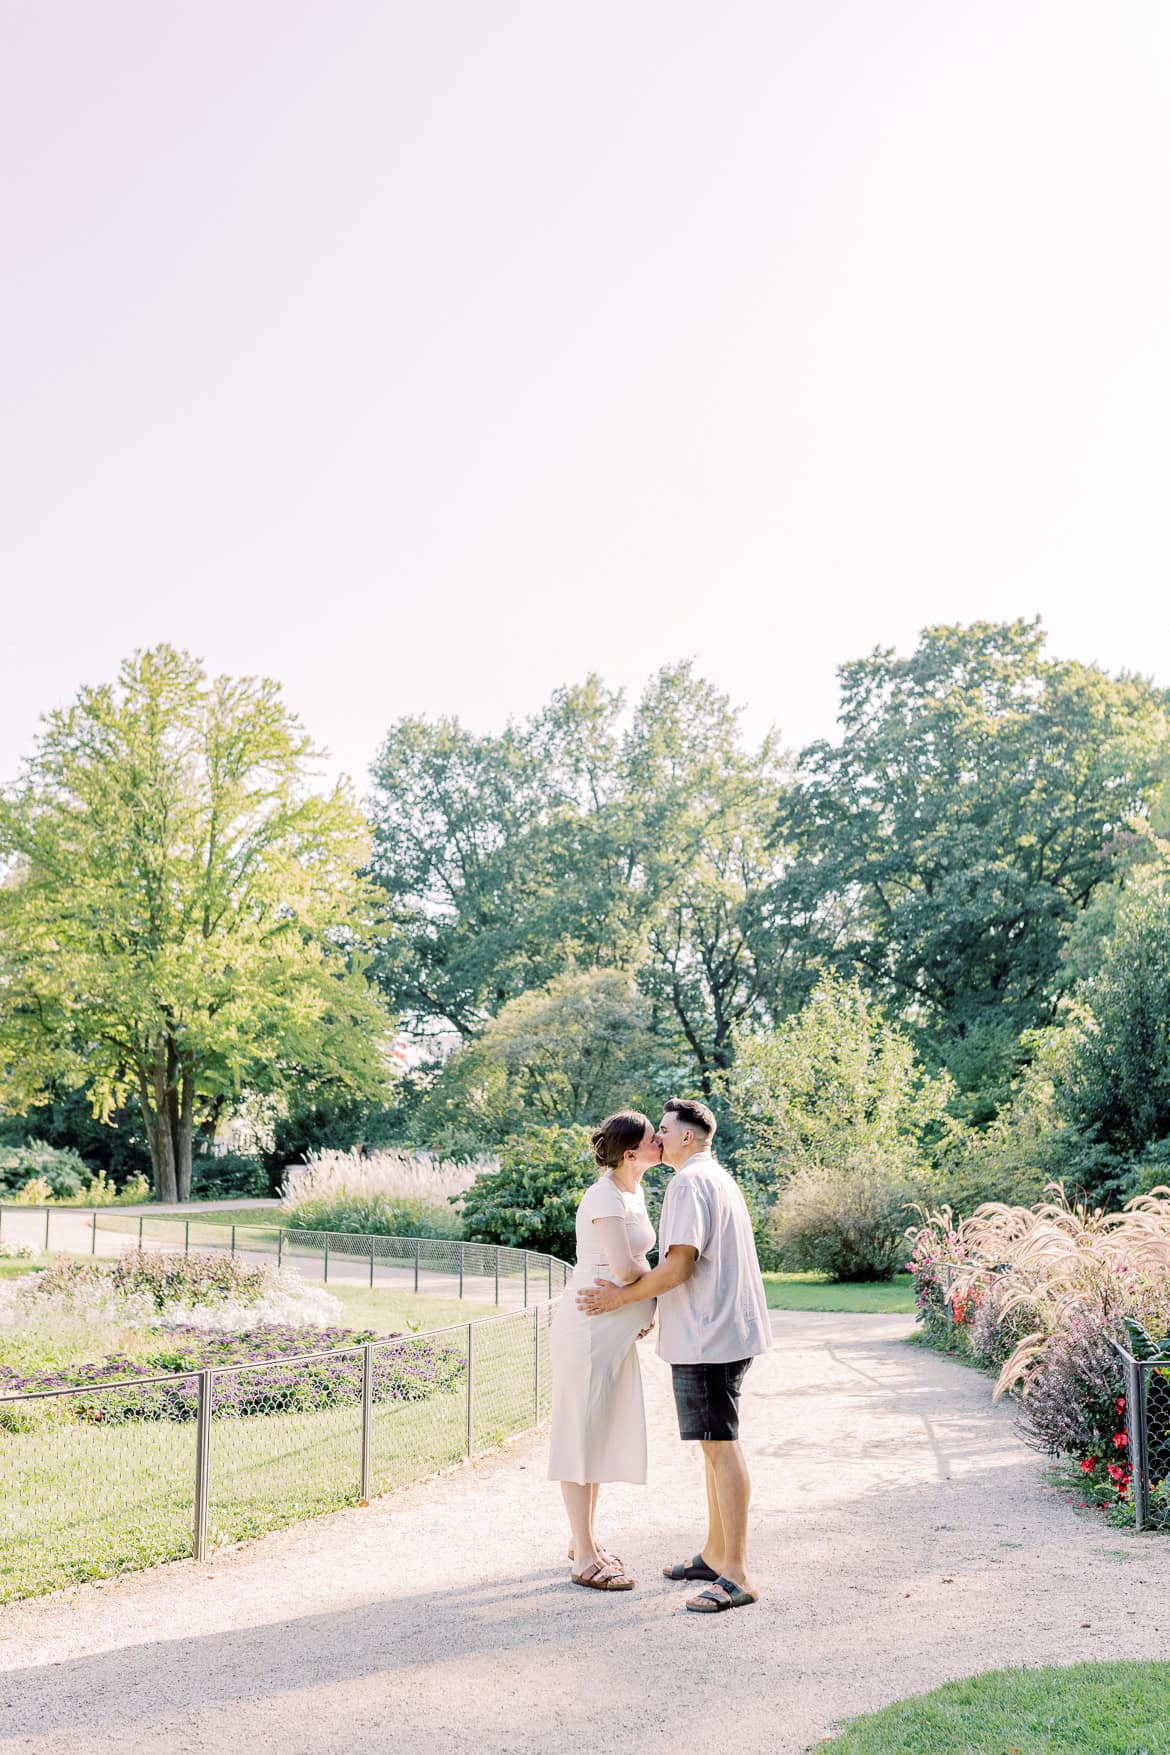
left=590, top=1215, right=648, bottom=1286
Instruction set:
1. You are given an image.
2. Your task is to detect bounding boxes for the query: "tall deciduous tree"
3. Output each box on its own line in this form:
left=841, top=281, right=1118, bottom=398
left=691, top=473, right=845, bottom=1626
left=773, top=620, right=1168, bottom=1106
left=0, top=646, right=392, bottom=1201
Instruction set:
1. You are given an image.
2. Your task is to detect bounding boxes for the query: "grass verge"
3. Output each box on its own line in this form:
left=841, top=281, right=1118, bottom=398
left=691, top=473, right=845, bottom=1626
left=815, top=1661, right=1170, bottom=1753
left=763, top=1272, right=916, bottom=1314
left=0, top=1304, right=550, bottom=1601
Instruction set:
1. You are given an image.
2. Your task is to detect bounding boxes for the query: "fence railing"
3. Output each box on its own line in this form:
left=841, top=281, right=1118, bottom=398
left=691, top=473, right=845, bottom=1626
left=0, top=1204, right=571, bottom=1306
left=1110, top=1339, right=1170, bottom=1532
left=0, top=1300, right=556, bottom=1602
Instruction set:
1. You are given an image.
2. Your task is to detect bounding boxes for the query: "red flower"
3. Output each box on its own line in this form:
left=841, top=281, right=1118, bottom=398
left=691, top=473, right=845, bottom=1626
left=1107, top=1463, right=1127, bottom=1483
left=1113, top=1432, right=1128, bottom=1449
left=1080, top=1457, right=1098, bottom=1474
left=1115, top=1395, right=1126, bottom=1416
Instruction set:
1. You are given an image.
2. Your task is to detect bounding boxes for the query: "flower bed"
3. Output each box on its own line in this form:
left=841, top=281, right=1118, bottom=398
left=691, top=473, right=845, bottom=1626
left=906, top=1186, right=1170, bottom=1526
left=0, top=1322, right=465, bottom=1425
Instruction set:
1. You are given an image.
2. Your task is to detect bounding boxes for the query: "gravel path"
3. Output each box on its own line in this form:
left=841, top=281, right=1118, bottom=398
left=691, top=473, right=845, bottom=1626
left=1, top=1312, right=1165, bottom=1754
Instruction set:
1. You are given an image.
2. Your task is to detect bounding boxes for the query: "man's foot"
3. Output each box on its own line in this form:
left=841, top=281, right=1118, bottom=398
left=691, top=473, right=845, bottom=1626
left=662, top=1552, right=719, bottom=1582
left=685, top=1575, right=759, bottom=1613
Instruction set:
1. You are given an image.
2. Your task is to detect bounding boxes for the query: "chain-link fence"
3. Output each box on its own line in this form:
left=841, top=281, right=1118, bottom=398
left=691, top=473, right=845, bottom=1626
left=0, top=1204, right=570, bottom=1306
left=0, top=1302, right=557, bottom=1602
left=1110, top=1340, right=1170, bottom=1532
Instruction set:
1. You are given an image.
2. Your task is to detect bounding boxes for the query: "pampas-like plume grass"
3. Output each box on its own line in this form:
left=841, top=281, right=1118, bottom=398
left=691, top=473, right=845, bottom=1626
left=283, top=1148, right=495, bottom=1209
left=906, top=1183, right=1170, bottom=1401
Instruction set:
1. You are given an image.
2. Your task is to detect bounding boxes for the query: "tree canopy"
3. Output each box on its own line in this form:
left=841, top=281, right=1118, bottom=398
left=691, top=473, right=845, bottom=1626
left=0, top=646, right=392, bottom=1200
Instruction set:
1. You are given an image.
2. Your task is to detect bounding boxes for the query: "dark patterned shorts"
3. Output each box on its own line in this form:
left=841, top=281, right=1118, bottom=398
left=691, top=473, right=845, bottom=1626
left=670, top=1358, right=753, bottom=1441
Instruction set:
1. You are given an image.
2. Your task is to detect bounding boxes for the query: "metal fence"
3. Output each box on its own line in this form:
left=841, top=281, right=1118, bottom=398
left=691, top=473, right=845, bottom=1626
left=1110, top=1340, right=1170, bottom=1532
left=0, top=1301, right=556, bottom=1602
left=0, top=1204, right=571, bottom=1306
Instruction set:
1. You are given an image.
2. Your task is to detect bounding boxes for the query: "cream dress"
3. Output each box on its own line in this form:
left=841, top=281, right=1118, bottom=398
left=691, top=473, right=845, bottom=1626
left=547, top=1174, right=656, bottom=1485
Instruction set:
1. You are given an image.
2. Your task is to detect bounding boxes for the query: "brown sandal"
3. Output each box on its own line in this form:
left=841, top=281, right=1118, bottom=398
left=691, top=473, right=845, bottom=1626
left=569, top=1545, right=624, bottom=1568
left=571, top=1560, right=635, bottom=1591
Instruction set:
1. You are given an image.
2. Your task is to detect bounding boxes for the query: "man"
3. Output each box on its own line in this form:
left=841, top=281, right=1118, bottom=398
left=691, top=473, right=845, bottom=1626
left=577, top=1096, right=771, bottom=1613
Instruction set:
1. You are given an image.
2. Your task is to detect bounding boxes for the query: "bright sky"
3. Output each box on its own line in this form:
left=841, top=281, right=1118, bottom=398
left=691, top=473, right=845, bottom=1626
left=2, top=1, right=1168, bottom=797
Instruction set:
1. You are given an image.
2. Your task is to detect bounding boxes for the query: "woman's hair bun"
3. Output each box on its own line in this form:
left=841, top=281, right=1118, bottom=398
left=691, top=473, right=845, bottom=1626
left=590, top=1110, right=650, bottom=1171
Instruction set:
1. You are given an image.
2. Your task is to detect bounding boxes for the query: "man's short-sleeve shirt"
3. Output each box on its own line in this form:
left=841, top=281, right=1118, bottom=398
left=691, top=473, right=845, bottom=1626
left=656, top=1151, right=772, bottom=1365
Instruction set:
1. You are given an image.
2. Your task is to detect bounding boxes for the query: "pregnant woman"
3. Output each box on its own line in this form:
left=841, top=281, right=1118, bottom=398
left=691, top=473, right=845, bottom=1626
left=547, top=1109, right=659, bottom=1592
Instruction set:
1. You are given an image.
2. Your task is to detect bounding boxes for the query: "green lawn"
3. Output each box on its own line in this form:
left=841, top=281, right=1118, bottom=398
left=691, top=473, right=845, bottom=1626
left=816, top=1662, right=1170, bottom=1753
left=763, top=1272, right=916, bottom=1314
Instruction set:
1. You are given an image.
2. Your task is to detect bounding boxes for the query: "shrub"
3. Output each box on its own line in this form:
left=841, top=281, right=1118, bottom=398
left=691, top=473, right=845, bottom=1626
left=190, top=1151, right=266, bottom=1201
left=0, top=1141, right=89, bottom=1200
left=281, top=1148, right=485, bottom=1238
left=458, top=1125, right=594, bottom=1259
left=767, top=1156, right=922, bottom=1281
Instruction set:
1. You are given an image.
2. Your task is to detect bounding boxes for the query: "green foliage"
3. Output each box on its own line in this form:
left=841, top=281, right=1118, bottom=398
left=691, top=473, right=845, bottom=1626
left=766, top=1156, right=922, bottom=1282
left=283, top=1193, right=464, bottom=1239
left=0, top=1086, right=152, bottom=1187
left=1057, top=887, right=1170, bottom=1160
left=457, top=1125, right=595, bottom=1257
left=774, top=620, right=1169, bottom=1103
left=418, top=970, right=678, bottom=1147
left=725, top=974, right=956, bottom=1195
left=0, top=645, right=393, bottom=1201
left=0, top=1140, right=89, bottom=1199
left=368, top=664, right=809, bottom=1097
left=189, top=1152, right=267, bottom=1201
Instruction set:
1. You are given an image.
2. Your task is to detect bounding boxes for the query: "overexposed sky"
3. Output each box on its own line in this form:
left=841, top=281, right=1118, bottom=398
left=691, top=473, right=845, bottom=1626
left=2, top=1, right=1168, bottom=795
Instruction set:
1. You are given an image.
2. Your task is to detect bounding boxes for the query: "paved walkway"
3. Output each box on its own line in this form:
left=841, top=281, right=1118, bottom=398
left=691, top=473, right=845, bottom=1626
left=1, top=1313, right=1165, bottom=1754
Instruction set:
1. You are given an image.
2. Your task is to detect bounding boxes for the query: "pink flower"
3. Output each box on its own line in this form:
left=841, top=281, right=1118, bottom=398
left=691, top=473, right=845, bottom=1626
left=1113, top=1432, right=1128, bottom=1450
left=1080, top=1457, right=1097, bottom=1473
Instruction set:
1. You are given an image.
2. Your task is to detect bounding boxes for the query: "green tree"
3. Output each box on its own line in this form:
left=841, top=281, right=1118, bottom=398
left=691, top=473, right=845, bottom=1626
left=1057, top=888, right=1170, bottom=1161
left=0, top=646, right=392, bottom=1201
left=774, top=620, right=1168, bottom=1107
left=418, top=969, right=680, bottom=1147
left=724, top=973, right=956, bottom=1193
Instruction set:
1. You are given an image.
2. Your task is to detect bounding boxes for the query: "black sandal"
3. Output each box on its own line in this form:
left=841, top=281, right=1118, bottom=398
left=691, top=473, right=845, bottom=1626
left=685, top=1576, right=758, bottom=1613
left=662, top=1553, right=719, bottom=1582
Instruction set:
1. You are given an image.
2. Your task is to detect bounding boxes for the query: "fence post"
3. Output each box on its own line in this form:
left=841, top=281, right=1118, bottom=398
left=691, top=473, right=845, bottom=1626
left=458, top=1244, right=464, bottom=1300
left=547, top=1256, right=552, bottom=1300
left=360, top=1343, right=373, bottom=1505
left=0, top=1204, right=4, bottom=1240
left=369, top=1234, right=375, bottom=1289
left=523, top=1255, right=528, bottom=1308
left=533, top=1307, right=539, bottom=1419
left=414, top=1238, right=420, bottom=1294
left=1125, top=1352, right=1150, bottom=1532
left=231, top=1225, right=236, bottom=1257
left=44, top=1208, right=51, bottom=1253
left=185, top=1220, right=190, bottom=1257
left=193, top=1369, right=213, bottom=1561
left=494, top=1246, right=500, bottom=1306
left=324, top=1236, right=330, bottom=1283
left=138, top=1214, right=144, bottom=1247
left=466, top=1323, right=475, bottom=1456
left=91, top=1210, right=98, bottom=1255
left=277, top=1229, right=283, bottom=1269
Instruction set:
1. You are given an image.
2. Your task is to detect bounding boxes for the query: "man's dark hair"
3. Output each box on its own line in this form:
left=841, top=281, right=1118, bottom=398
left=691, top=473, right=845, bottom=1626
left=663, top=1096, right=716, bottom=1140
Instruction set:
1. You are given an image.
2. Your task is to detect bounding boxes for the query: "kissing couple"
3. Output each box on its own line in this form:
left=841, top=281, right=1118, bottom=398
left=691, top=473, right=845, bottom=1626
left=546, top=1097, right=771, bottom=1614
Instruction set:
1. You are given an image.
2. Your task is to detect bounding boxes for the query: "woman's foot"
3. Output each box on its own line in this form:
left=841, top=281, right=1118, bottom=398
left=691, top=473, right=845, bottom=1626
left=571, top=1560, right=636, bottom=1591
left=569, top=1544, right=624, bottom=1568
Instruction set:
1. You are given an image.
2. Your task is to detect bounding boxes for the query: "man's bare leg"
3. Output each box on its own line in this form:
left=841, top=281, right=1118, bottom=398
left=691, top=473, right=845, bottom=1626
left=702, top=1447, right=726, bottom=1572
left=698, top=1439, right=756, bottom=1596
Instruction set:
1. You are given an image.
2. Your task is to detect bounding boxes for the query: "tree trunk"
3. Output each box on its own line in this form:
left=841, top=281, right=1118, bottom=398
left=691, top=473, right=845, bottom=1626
left=151, top=1048, right=179, bottom=1202
left=177, top=1059, right=195, bottom=1201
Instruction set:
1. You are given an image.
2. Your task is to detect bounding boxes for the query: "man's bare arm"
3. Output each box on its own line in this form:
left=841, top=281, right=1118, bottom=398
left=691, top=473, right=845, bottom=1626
left=576, top=1245, right=698, bottom=1315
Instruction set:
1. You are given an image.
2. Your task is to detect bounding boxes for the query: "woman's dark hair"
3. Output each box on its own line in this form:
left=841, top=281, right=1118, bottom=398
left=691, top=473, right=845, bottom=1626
left=663, top=1096, right=716, bottom=1140
left=591, top=1110, right=650, bottom=1170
